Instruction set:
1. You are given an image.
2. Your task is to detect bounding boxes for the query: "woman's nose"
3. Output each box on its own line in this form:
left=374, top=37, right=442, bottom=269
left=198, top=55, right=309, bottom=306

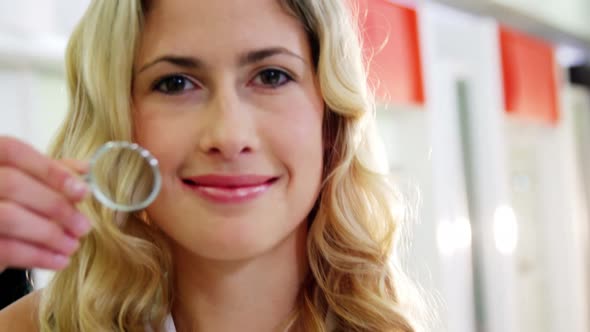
left=198, top=89, right=260, bottom=161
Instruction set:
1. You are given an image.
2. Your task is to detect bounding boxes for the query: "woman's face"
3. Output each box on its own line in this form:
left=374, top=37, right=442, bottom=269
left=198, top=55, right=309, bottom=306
left=132, top=0, right=324, bottom=260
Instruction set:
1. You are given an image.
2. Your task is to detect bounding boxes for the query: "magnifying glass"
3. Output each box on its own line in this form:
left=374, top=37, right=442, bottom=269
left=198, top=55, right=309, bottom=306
left=83, top=141, right=161, bottom=212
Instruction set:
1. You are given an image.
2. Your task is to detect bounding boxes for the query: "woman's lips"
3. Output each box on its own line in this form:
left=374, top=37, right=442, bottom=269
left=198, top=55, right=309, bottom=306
left=181, top=174, right=278, bottom=203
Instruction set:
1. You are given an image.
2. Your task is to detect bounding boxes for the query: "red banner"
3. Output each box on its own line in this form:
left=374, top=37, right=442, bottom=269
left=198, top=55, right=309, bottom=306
left=499, top=26, right=559, bottom=125
left=356, top=0, right=424, bottom=105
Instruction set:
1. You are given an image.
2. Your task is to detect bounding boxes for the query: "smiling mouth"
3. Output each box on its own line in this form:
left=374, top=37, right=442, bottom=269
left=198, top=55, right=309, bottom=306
left=181, top=177, right=279, bottom=203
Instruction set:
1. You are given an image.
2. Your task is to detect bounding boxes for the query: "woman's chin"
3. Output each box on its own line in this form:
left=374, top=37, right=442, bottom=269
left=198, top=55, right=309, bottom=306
left=170, top=222, right=306, bottom=263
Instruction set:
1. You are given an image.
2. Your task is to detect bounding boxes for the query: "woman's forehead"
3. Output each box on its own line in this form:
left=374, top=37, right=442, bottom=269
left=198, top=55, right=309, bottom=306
left=136, top=0, right=310, bottom=69
left=141, top=0, right=299, bottom=42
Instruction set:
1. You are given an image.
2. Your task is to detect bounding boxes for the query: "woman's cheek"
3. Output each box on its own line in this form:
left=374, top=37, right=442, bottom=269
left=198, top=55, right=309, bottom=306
left=134, top=110, right=193, bottom=171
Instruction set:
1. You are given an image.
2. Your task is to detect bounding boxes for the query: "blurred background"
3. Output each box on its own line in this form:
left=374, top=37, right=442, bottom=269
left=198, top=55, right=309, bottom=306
left=1, top=0, right=590, bottom=331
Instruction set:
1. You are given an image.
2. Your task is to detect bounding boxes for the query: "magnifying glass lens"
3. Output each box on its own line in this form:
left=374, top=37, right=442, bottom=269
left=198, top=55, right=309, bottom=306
left=87, top=142, right=161, bottom=212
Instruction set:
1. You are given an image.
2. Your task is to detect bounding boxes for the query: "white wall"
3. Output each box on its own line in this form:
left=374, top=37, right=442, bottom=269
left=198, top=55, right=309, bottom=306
left=419, top=2, right=520, bottom=331
left=0, top=0, right=89, bottom=36
left=376, top=105, right=444, bottom=330
left=0, top=0, right=89, bottom=150
left=0, top=68, right=68, bottom=150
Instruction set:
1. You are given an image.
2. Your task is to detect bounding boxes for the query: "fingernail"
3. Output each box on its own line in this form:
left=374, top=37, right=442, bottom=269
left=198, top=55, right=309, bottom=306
left=64, top=177, right=88, bottom=198
left=72, top=214, right=92, bottom=236
left=53, top=255, right=70, bottom=269
left=63, top=237, right=80, bottom=254
left=75, top=160, right=91, bottom=173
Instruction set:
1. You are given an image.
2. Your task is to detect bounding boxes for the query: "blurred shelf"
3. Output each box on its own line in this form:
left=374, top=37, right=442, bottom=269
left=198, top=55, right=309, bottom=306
left=431, top=0, right=590, bottom=54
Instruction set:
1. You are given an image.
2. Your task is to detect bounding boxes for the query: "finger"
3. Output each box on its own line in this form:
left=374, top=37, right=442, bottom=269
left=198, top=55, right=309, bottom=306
left=0, top=202, right=80, bottom=255
left=0, top=136, right=88, bottom=201
left=59, top=159, right=91, bottom=200
left=59, top=159, right=90, bottom=175
left=0, top=170, right=92, bottom=237
left=0, top=237, right=70, bottom=270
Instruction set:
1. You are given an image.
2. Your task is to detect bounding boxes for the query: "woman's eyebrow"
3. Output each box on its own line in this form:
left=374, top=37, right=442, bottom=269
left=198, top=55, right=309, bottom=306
left=137, top=47, right=306, bottom=74
left=238, top=47, right=307, bottom=66
left=137, top=56, right=204, bottom=74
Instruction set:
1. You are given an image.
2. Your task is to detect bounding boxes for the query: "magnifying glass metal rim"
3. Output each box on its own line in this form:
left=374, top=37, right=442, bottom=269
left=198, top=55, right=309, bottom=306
left=86, top=141, right=162, bottom=212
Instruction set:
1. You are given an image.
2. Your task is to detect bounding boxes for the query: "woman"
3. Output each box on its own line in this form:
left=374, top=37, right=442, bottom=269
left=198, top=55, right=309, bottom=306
left=0, top=0, right=423, bottom=330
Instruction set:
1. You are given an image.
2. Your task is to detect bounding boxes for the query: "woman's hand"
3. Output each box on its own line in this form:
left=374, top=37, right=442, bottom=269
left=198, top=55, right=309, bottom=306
left=0, top=136, right=92, bottom=273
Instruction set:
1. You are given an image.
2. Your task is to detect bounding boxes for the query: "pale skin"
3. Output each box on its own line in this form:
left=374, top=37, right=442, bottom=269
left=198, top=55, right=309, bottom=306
left=0, top=0, right=325, bottom=331
left=0, top=145, right=91, bottom=331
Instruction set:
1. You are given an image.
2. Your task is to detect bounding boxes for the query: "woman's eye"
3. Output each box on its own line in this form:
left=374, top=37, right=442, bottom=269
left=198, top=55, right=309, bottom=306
left=253, top=69, right=292, bottom=88
left=153, top=75, right=196, bottom=94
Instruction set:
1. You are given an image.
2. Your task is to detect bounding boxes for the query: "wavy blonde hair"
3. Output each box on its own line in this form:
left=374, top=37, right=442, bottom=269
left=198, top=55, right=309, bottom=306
left=39, top=0, right=425, bottom=331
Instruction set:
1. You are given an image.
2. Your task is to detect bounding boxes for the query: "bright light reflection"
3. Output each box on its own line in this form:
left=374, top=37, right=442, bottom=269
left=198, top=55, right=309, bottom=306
left=493, top=205, right=519, bottom=255
left=437, top=218, right=455, bottom=257
left=437, top=217, right=472, bottom=257
left=455, top=216, right=472, bottom=250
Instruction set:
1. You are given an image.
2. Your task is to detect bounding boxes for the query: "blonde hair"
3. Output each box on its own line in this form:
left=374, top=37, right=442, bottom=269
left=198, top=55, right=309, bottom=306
left=39, top=0, right=425, bottom=331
